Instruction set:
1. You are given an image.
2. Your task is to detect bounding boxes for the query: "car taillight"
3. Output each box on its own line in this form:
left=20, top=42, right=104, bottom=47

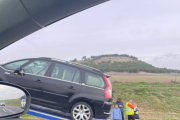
left=103, top=76, right=112, bottom=99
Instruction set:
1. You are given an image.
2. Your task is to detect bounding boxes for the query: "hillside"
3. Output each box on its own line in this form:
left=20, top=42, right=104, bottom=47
left=71, top=54, right=180, bottom=73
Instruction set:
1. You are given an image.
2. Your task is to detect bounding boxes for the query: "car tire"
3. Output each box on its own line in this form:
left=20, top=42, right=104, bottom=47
left=71, top=102, right=93, bottom=120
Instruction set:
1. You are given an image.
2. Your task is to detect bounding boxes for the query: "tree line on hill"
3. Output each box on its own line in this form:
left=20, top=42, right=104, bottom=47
left=70, top=54, right=180, bottom=73
left=81, top=60, right=180, bottom=73
left=90, top=54, right=138, bottom=60
left=71, top=54, right=138, bottom=62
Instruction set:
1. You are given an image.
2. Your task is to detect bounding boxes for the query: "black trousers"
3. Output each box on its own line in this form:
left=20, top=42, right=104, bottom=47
left=121, top=112, right=124, bottom=120
left=128, top=115, right=135, bottom=120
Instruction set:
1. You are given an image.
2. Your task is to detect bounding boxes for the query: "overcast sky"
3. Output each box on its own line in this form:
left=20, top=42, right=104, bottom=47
left=0, top=0, right=180, bottom=70
left=0, top=85, right=25, bottom=100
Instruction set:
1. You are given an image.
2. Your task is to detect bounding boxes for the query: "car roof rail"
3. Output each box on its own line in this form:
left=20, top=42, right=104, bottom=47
left=38, top=57, right=52, bottom=60
left=51, top=58, right=103, bottom=74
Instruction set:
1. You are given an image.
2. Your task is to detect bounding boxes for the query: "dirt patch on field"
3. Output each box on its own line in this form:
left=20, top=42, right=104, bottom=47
left=94, top=56, right=134, bottom=64
left=104, top=72, right=180, bottom=83
left=105, top=71, right=178, bottom=76
left=110, top=75, right=179, bottom=83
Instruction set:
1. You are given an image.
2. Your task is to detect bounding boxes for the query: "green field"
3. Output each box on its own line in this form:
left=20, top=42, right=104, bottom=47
left=112, top=82, right=180, bottom=120
left=21, top=114, right=44, bottom=119
left=106, top=72, right=180, bottom=83
left=3, top=99, right=21, bottom=107
left=21, top=82, right=180, bottom=120
left=21, top=73, right=180, bottom=119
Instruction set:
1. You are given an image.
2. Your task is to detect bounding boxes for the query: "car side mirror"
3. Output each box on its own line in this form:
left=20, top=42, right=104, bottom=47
left=0, top=81, right=31, bottom=119
left=14, top=69, right=25, bottom=76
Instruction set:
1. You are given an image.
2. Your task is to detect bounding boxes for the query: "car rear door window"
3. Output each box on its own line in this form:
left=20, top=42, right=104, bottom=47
left=3, top=60, right=29, bottom=70
left=50, top=63, right=77, bottom=82
left=85, top=72, right=105, bottom=88
left=22, top=60, right=51, bottom=76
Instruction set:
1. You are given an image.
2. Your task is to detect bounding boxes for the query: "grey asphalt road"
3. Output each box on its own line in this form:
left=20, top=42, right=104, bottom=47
left=0, top=105, right=24, bottom=117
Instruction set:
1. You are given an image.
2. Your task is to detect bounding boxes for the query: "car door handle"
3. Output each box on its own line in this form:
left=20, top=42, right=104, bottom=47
left=36, top=79, right=43, bottom=83
left=68, top=86, right=76, bottom=90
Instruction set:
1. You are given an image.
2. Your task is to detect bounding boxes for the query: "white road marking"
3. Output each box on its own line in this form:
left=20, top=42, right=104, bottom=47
left=3, top=109, right=6, bottom=112
left=4, top=107, right=15, bottom=114
left=9, top=109, right=15, bottom=114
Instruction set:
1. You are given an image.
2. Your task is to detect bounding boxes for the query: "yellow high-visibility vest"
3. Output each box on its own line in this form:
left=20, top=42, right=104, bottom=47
left=125, top=102, right=134, bottom=115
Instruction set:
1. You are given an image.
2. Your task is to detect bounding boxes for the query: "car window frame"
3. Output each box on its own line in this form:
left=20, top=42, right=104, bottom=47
left=2, top=59, right=31, bottom=71
left=21, top=59, right=52, bottom=77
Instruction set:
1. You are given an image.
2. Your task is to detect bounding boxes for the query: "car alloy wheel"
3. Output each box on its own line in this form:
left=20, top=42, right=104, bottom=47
left=71, top=102, right=93, bottom=120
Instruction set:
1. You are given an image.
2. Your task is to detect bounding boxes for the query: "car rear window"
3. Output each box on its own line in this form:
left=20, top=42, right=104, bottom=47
left=85, top=72, right=105, bottom=88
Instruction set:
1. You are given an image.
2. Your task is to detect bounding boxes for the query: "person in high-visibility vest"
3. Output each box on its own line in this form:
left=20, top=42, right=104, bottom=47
left=125, top=99, right=135, bottom=120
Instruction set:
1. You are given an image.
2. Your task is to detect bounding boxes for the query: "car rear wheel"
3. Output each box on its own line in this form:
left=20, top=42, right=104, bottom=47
left=71, top=102, right=93, bottom=120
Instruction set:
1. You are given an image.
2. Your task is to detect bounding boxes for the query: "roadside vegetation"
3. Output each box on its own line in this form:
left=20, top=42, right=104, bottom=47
left=21, top=75, right=180, bottom=120
left=21, top=114, right=44, bottom=119
left=112, top=82, right=180, bottom=120
left=21, top=54, right=180, bottom=119
left=3, top=99, right=21, bottom=107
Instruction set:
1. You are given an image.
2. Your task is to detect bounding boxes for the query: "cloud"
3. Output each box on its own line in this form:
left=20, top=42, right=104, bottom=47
left=139, top=53, right=180, bottom=70
left=0, top=85, right=25, bottom=100
left=0, top=0, right=180, bottom=70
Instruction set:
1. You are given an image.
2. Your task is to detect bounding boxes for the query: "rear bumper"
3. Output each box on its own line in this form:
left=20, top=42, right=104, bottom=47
left=95, top=112, right=110, bottom=119
left=93, top=100, right=112, bottom=119
left=104, top=112, right=111, bottom=114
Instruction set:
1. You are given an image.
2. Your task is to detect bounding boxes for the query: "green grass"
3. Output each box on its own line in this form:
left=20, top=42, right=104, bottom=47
left=112, top=82, right=180, bottom=119
left=21, top=114, right=44, bottom=119
left=18, top=82, right=180, bottom=119
left=3, top=98, right=21, bottom=107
